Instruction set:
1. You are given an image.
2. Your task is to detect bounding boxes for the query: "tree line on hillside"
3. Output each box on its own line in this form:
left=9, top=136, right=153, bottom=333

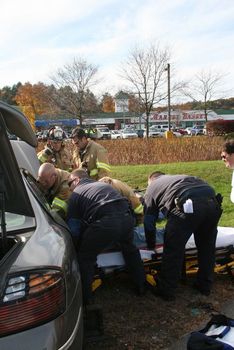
left=0, top=82, right=142, bottom=126
left=1, top=81, right=233, bottom=122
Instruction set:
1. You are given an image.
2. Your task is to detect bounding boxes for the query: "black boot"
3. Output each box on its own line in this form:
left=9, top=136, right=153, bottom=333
left=152, top=276, right=176, bottom=301
left=84, top=304, right=104, bottom=341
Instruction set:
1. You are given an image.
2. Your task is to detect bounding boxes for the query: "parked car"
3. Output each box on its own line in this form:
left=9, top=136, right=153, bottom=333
left=39, top=129, right=49, bottom=142
left=149, top=124, right=169, bottom=131
left=111, top=130, right=122, bottom=139
left=136, top=129, right=145, bottom=138
left=144, top=126, right=181, bottom=138
left=36, top=131, right=43, bottom=141
left=171, top=129, right=183, bottom=137
left=193, top=125, right=205, bottom=135
left=185, top=126, right=204, bottom=136
left=185, top=127, right=196, bottom=136
left=143, top=128, right=162, bottom=138
left=172, top=128, right=188, bottom=136
left=120, top=129, right=138, bottom=139
left=0, top=102, right=83, bottom=350
left=96, top=127, right=111, bottom=140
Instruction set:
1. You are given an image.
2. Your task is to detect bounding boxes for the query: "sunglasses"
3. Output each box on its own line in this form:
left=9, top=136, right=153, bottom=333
left=68, top=178, right=76, bottom=187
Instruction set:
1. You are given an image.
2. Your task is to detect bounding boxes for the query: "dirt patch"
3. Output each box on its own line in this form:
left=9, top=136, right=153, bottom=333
left=84, top=272, right=234, bottom=350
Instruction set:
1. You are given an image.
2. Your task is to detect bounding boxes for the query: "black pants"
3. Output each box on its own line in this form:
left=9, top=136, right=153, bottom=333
left=77, top=213, right=146, bottom=304
left=159, top=198, right=222, bottom=296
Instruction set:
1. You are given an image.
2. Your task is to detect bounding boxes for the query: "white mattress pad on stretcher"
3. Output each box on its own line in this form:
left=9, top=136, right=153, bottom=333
left=97, top=226, right=234, bottom=268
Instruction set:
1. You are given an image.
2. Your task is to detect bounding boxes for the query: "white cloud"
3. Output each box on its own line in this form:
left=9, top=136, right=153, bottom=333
left=1, top=0, right=234, bottom=100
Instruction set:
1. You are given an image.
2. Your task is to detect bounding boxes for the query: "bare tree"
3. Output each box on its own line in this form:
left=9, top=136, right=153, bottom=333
left=50, top=57, right=99, bottom=126
left=182, top=69, right=227, bottom=123
left=120, top=43, right=182, bottom=137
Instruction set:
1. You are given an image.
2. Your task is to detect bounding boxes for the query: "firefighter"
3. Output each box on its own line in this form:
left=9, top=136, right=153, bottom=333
left=144, top=171, right=222, bottom=301
left=37, top=126, right=72, bottom=171
left=98, top=176, right=165, bottom=247
left=37, top=162, right=71, bottom=219
left=66, top=169, right=146, bottom=306
left=71, top=127, right=110, bottom=180
left=98, top=177, right=144, bottom=225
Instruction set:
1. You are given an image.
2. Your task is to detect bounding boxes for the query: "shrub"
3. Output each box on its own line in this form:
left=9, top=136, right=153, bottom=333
left=206, top=119, right=234, bottom=136
left=37, top=136, right=224, bottom=165
left=100, top=137, right=224, bottom=165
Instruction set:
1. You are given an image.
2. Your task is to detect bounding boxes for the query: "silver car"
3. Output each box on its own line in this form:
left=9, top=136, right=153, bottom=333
left=0, top=102, right=83, bottom=350
left=120, top=129, right=138, bottom=139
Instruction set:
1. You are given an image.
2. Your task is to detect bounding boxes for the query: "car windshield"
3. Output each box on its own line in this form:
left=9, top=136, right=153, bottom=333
left=150, top=125, right=167, bottom=130
left=0, top=212, right=35, bottom=233
left=98, top=128, right=109, bottom=132
left=123, top=130, right=135, bottom=134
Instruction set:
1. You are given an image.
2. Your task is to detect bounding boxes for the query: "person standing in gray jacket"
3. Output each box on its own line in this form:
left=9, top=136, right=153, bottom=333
left=144, top=171, right=222, bottom=301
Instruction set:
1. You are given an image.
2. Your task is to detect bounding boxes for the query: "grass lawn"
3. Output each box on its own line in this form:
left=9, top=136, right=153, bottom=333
left=111, top=160, right=234, bottom=227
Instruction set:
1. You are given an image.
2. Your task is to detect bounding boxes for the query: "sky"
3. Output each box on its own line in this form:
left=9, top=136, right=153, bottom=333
left=1, top=0, right=234, bottom=102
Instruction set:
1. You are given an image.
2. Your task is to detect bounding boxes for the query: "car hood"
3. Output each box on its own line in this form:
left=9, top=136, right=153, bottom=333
left=0, top=102, right=37, bottom=217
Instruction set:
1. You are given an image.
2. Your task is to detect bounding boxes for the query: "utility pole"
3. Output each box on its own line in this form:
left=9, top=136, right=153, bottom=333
left=166, top=63, right=171, bottom=131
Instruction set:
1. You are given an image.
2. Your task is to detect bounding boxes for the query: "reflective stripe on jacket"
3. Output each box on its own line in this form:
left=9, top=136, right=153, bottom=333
left=46, top=169, right=71, bottom=218
left=52, top=196, right=68, bottom=218
left=134, top=203, right=144, bottom=215
left=37, top=152, right=49, bottom=164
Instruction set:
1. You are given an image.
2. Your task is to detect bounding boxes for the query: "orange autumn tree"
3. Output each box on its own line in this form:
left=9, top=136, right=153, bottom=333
left=102, top=93, right=115, bottom=112
left=15, top=82, right=57, bottom=129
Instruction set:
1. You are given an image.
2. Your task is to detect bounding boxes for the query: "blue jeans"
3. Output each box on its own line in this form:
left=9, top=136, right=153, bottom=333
left=133, top=225, right=165, bottom=247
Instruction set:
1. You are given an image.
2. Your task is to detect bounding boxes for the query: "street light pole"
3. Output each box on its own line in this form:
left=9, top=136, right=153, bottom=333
left=167, top=63, right=171, bottom=131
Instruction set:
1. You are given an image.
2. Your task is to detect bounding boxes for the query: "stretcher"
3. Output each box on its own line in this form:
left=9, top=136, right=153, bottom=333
left=93, top=226, right=234, bottom=290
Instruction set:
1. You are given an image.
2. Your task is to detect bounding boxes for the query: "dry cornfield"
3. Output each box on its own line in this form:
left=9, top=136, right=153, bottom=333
left=38, top=136, right=224, bottom=165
